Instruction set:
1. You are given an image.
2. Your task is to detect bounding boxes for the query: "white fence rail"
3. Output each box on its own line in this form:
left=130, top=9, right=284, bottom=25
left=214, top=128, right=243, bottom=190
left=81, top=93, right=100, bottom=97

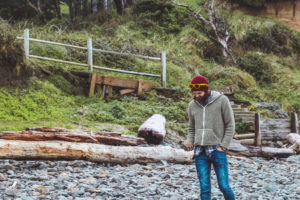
left=17, top=29, right=167, bottom=87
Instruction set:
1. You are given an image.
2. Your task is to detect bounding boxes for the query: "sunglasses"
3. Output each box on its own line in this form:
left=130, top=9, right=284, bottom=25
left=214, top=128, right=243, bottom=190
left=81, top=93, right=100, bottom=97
left=188, top=83, right=208, bottom=90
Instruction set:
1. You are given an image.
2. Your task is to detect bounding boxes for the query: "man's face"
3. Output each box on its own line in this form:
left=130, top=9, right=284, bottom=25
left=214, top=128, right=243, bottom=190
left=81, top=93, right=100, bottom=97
left=192, top=90, right=206, bottom=101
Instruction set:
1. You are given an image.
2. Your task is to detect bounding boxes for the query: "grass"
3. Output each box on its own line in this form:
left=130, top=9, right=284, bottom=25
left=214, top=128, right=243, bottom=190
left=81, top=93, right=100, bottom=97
left=1, top=0, right=300, bottom=135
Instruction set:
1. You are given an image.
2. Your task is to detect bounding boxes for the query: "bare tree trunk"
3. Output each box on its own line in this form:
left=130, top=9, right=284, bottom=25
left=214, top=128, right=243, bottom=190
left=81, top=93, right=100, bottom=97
left=114, top=0, right=123, bottom=15
left=26, top=0, right=46, bottom=22
left=65, top=0, right=74, bottom=21
left=103, top=0, right=108, bottom=10
left=74, top=0, right=82, bottom=17
left=83, top=0, right=88, bottom=16
left=92, top=0, right=98, bottom=14
left=174, top=0, right=236, bottom=64
left=54, top=0, right=62, bottom=19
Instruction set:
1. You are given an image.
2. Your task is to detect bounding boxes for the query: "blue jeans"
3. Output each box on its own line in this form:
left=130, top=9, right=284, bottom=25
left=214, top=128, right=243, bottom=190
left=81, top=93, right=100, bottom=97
left=195, top=149, right=235, bottom=200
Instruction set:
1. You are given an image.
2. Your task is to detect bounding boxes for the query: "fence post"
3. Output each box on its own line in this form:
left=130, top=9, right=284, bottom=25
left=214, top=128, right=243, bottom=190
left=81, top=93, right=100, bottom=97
left=87, top=38, right=93, bottom=72
left=161, top=51, right=166, bottom=88
left=291, top=112, right=299, bottom=134
left=254, top=113, right=261, bottom=146
left=24, top=29, right=29, bottom=59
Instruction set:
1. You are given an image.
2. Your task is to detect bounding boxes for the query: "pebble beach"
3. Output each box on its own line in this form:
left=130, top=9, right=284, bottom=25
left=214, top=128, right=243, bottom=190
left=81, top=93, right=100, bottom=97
left=0, top=154, right=299, bottom=200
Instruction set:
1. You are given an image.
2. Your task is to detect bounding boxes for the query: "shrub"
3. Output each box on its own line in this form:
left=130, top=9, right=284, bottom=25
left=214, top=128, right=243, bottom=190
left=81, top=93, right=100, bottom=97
left=133, top=0, right=190, bottom=33
left=237, top=53, right=275, bottom=84
left=230, top=0, right=266, bottom=8
left=241, top=23, right=292, bottom=56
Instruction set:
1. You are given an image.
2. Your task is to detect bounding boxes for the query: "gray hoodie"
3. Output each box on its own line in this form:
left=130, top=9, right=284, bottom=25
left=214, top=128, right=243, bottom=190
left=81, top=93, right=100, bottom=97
left=186, top=91, right=235, bottom=148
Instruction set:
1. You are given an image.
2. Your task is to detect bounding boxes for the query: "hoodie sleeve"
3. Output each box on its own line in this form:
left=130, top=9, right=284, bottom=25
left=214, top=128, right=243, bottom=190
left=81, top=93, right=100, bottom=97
left=186, top=104, right=195, bottom=144
left=220, top=96, right=235, bottom=148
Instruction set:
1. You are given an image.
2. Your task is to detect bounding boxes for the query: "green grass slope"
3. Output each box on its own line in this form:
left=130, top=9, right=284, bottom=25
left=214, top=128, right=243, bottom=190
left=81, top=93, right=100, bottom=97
left=0, top=0, right=300, bottom=135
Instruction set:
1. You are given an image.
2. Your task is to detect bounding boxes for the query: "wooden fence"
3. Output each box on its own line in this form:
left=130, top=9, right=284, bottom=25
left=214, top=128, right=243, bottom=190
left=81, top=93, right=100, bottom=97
left=254, top=112, right=299, bottom=146
left=17, top=29, right=167, bottom=87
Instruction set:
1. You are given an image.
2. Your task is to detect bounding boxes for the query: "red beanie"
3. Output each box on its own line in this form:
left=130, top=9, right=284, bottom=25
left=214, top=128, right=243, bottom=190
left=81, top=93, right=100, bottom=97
left=190, top=75, right=209, bottom=93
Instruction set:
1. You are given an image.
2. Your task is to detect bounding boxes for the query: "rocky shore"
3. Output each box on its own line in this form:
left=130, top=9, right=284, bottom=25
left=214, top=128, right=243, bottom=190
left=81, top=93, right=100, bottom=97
left=0, top=154, right=299, bottom=200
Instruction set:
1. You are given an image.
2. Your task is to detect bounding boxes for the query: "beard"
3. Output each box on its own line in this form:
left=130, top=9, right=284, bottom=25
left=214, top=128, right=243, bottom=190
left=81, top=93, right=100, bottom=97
left=194, top=92, right=209, bottom=103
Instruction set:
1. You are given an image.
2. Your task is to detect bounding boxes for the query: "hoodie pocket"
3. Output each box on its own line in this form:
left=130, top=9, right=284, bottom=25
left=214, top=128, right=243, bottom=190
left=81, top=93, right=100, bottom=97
left=195, top=129, right=221, bottom=145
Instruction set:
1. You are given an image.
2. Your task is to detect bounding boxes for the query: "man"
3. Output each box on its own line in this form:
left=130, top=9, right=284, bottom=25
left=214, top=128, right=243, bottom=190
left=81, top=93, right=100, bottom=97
left=182, top=75, right=236, bottom=200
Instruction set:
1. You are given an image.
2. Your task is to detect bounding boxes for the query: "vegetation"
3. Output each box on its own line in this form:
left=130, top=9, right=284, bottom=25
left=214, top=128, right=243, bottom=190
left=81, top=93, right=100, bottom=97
left=1, top=0, right=300, bottom=136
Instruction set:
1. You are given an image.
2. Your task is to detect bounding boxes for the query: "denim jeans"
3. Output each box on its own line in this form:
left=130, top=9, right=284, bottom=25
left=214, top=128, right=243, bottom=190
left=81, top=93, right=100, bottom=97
left=195, top=149, right=235, bottom=200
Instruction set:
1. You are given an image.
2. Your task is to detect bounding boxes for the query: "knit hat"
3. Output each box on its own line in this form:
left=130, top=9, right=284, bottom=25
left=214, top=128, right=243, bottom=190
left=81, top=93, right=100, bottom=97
left=189, top=75, right=209, bottom=93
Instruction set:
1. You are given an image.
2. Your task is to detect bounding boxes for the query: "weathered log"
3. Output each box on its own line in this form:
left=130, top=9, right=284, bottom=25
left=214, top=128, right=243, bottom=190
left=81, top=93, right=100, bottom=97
left=138, top=114, right=166, bottom=145
left=286, top=133, right=300, bottom=152
left=234, top=133, right=255, bottom=139
left=0, top=130, right=146, bottom=146
left=0, top=139, right=193, bottom=164
left=228, top=139, right=296, bottom=158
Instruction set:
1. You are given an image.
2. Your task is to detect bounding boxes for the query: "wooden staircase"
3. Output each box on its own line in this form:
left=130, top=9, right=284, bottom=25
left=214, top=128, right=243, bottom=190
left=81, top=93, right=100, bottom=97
left=231, top=102, right=256, bottom=145
left=231, top=101, right=299, bottom=146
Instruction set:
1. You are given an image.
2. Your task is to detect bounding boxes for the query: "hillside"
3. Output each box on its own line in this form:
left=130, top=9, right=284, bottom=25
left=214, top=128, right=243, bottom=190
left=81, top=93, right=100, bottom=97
left=0, top=0, right=300, bottom=136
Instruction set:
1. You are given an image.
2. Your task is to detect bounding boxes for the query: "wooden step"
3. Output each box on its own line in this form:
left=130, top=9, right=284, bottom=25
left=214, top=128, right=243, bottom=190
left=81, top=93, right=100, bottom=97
left=240, top=138, right=254, bottom=145
left=231, top=104, right=241, bottom=109
left=234, top=111, right=255, bottom=115
left=234, top=133, right=255, bottom=139
left=240, top=117, right=255, bottom=121
left=232, top=108, right=247, bottom=112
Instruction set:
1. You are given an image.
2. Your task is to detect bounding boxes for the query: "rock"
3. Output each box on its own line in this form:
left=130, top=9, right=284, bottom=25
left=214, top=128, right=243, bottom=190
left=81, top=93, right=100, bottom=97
left=58, top=172, right=69, bottom=180
left=0, top=173, right=8, bottom=181
left=296, top=186, right=300, bottom=194
left=274, top=110, right=288, bottom=119
left=287, top=155, right=300, bottom=164
left=7, top=170, right=15, bottom=176
left=5, top=188, right=17, bottom=196
left=256, top=102, right=280, bottom=111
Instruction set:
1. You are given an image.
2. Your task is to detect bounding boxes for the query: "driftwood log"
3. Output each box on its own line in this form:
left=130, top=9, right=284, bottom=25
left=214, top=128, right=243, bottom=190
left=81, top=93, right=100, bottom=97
left=287, top=133, right=300, bottom=152
left=228, top=139, right=296, bottom=158
left=0, top=127, right=146, bottom=146
left=138, top=114, right=166, bottom=144
left=0, top=139, right=193, bottom=164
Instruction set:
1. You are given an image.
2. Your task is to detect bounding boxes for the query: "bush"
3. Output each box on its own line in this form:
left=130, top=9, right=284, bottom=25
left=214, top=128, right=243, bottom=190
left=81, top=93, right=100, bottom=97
left=241, top=23, right=292, bottom=56
left=0, top=18, right=24, bottom=76
left=237, top=53, right=276, bottom=84
left=230, top=0, right=266, bottom=8
left=133, top=0, right=190, bottom=33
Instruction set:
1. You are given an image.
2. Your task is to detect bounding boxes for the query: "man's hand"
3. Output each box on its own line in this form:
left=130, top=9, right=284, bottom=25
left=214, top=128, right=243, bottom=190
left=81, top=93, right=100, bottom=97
left=217, top=146, right=226, bottom=152
left=182, top=141, right=194, bottom=151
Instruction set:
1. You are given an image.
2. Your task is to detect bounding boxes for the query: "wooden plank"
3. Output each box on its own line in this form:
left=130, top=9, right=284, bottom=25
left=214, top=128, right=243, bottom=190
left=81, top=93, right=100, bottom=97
left=260, top=131, right=290, bottom=140
left=94, top=74, right=156, bottom=91
left=291, top=112, right=299, bottom=134
left=260, top=124, right=291, bottom=130
left=260, top=119, right=290, bottom=125
left=120, top=89, right=136, bottom=95
left=254, top=113, right=261, bottom=146
left=108, top=86, right=113, bottom=96
left=240, top=138, right=254, bottom=145
left=234, top=133, right=255, bottom=139
left=89, top=73, right=97, bottom=96
left=137, top=80, right=143, bottom=95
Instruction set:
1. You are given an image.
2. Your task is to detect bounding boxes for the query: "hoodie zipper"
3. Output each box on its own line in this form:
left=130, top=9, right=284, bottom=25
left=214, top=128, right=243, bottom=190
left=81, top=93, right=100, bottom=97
left=201, top=107, right=205, bottom=146
left=195, top=92, right=223, bottom=146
